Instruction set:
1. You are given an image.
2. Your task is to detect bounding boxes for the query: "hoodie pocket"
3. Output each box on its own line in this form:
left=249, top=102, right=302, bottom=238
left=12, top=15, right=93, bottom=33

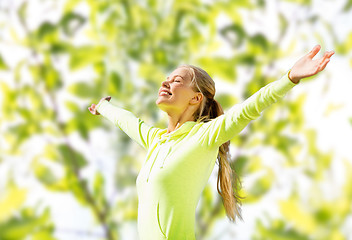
left=157, top=202, right=167, bottom=239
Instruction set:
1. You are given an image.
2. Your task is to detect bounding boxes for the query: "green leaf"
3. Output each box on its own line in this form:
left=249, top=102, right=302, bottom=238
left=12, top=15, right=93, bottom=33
left=67, top=174, right=88, bottom=206
left=232, top=155, right=248, bottom=176
left=254, top=219, right=311, bottom=240
left=93, top=171, right=106, bottom=210
left=108, top=71, right=122, bottom=96
left=44, top=143, right=87, bottom=169
left=343, top=0, right=352, bottom=11
left=63, top=0, right=82, bottom=13
left=234, top=53, right=256, bottom=65
left=0, top=218, right=38, bottom=239
left=36, top=22, right=58, bottom=40
left=93, top=172, right=104, bottom=197
left=65, top=101, right=81, bottom=112
left=244, top=169, right=273, bottom=203
left=43, top=65, right=62, bottom=90
left=0, top=54, right=8, bottom=70
left=216, top=94, right=238, bottom=109
left=219, top=24, right=246, bottom=47
left=68, top=82, right=98, bottom=98
left=50, top=42, right=71, bottom=54
left=58, top=144, right=87, bottom=168
left=6, top=122, right=41, bottom=149
left=17, top=1, right=28, bottom=28
left=0, top=187, right=27, bottom=222
left=249, top=33, right=270, bottom=53
left=60, top=12, right=86, bottom=36
left=0, top=207, right=53, bottom=240
left=280, top=198, right=317, bottom=234
left=138, top=63, right=166, bottom=84
left=33, top=161, right=58, bottom=186
left=197, top=57, right=237, bottom=82
left=32, top=230, right=57, bottom=240
left=69, top=46, right=106, bottom=70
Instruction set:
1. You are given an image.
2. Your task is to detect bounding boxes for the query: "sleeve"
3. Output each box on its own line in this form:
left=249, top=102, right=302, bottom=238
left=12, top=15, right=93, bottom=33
left=200, top=71, right=299, bottom=148
left=96, top=100, right=159, bottom=150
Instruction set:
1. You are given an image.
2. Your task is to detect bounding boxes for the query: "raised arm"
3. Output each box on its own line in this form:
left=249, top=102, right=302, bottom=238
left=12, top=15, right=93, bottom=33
left=89, top=96, right=159, bottom=150
left=199, top=45, right=334, bottom=148
left=200, top=72, right=297, bottom=147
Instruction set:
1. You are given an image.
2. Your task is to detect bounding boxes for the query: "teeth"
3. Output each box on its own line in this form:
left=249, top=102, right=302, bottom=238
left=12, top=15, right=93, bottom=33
left=160, top=91, right=170, bottom=95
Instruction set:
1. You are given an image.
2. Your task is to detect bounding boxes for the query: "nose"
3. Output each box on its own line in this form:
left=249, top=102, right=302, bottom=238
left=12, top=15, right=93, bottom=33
left=162, top=80, right=170, bottom=88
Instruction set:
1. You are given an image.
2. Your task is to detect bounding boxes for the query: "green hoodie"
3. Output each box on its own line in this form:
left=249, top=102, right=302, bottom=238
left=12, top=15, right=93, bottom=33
left=96, top=71, right=298, bottom=240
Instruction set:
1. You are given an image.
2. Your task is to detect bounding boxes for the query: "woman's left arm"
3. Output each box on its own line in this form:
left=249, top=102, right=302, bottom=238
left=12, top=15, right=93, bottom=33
left=200, top=45, right=334, bottom=148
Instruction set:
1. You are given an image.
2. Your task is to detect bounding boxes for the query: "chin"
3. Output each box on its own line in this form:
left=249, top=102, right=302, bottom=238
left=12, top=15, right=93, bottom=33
left=156, top=97, right=169, bottom=106
left=156, top=100, right=171, bottom=113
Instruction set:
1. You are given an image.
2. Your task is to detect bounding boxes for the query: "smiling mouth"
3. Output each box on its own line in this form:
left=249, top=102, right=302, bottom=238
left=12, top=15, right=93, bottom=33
left=160, top=91, right=172, bottom=96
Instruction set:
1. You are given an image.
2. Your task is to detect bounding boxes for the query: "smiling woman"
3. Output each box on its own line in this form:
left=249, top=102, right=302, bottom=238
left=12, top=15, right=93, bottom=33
left=155, top=67, right=204, bottom=131
left=88, top=45, right=334, bottom=240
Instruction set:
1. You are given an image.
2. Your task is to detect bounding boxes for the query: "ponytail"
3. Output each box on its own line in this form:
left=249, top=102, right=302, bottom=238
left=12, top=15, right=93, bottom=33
left=211, top=100, right=243, bottom=222
left=180, top=64, right=243, bottom=222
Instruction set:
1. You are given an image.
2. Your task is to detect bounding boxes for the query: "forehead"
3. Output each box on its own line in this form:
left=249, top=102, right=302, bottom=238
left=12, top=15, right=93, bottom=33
left=168, top=67, right=192, bottom=82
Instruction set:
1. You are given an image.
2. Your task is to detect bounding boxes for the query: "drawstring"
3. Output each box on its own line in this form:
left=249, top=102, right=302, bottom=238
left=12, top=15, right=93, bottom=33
left=146, top=135, right=172, bottom=182
left=159, top=142, right=171, bottom=168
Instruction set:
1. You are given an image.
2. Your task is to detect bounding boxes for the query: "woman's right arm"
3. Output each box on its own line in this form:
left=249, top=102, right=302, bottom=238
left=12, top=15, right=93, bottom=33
left=89, top=96, right=159, bottom=150
left=88, top=96, right=112, bottom=115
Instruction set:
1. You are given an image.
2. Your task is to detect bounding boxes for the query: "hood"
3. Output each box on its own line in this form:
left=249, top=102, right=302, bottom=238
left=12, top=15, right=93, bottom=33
left=157, top=121, right=197, bottom=144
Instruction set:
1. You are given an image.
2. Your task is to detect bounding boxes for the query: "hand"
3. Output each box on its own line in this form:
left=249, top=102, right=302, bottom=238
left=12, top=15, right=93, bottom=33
left=88, top=96, right=111, bottom=115
left=289, top=45, right=334, bottom=83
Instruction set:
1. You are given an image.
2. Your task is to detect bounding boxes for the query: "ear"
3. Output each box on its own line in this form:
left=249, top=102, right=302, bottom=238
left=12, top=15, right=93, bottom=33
left=190, top=92, right=203, bottom=105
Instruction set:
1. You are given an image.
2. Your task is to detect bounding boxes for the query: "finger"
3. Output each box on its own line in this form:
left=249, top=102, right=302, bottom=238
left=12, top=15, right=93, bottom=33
left=323, top=51, right=334, bottom=60
left=307, top=44, right=321, bottom=59
left=106, top=96, right=111, bottom=101
left=327, top=51, right=335, bottom=58
left=323, top=51, right=329, bottom=59
left=319, top=51, right=334, bottom=66
left=318, top=58, right=330, bottom=72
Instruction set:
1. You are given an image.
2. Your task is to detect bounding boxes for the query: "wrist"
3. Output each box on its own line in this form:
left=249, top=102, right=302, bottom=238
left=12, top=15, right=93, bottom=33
left=288, top=70, right=300, bottom=84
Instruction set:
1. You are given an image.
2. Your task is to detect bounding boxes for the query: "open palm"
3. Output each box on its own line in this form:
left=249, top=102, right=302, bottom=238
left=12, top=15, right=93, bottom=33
left=289, top=45, right=334, bottom=83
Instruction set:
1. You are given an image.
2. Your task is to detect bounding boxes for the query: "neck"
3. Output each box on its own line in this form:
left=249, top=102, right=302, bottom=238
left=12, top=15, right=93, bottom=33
left=166, top=111, right=195, bottom=134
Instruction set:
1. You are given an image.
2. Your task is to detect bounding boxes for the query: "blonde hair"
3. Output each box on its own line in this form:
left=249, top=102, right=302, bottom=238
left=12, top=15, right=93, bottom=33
left=178, top=64, right=243, bottom=222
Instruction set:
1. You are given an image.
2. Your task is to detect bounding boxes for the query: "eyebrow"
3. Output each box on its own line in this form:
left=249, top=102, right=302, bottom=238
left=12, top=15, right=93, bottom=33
left=167, top=75, right=184, bottom=80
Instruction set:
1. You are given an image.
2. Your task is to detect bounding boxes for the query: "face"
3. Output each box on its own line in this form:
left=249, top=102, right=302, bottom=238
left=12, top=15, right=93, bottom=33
left=156, top=67, right=202, bottom=114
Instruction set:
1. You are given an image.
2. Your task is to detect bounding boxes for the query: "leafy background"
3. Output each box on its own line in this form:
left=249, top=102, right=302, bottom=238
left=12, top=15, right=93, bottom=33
left=1, top=0, right=352, bottom=239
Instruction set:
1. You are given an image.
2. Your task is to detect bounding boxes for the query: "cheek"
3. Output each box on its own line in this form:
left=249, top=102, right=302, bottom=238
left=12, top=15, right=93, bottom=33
left=173, top=90, right=191, bottom=101
left=174, top=86, right=193, bottom=96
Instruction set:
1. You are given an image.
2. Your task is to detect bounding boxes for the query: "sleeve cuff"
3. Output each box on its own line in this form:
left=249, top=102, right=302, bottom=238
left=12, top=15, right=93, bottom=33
left=96, top=100, right=109, bottom=114
left=276, top=70, right=299, bottom=93
left=287, top=70, right=300, bottom=85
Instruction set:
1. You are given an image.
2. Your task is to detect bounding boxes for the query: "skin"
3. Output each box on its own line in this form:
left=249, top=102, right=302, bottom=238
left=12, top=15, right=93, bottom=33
left=89, top=44, right=334, bottom=133
left=288, top=45, right=334, bottom=83
left=155, top=67, right=203, bottom=133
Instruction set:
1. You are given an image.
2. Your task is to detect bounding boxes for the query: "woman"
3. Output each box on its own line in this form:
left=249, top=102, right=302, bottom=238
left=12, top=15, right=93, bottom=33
left=88, top=45, right=334, bottom=240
